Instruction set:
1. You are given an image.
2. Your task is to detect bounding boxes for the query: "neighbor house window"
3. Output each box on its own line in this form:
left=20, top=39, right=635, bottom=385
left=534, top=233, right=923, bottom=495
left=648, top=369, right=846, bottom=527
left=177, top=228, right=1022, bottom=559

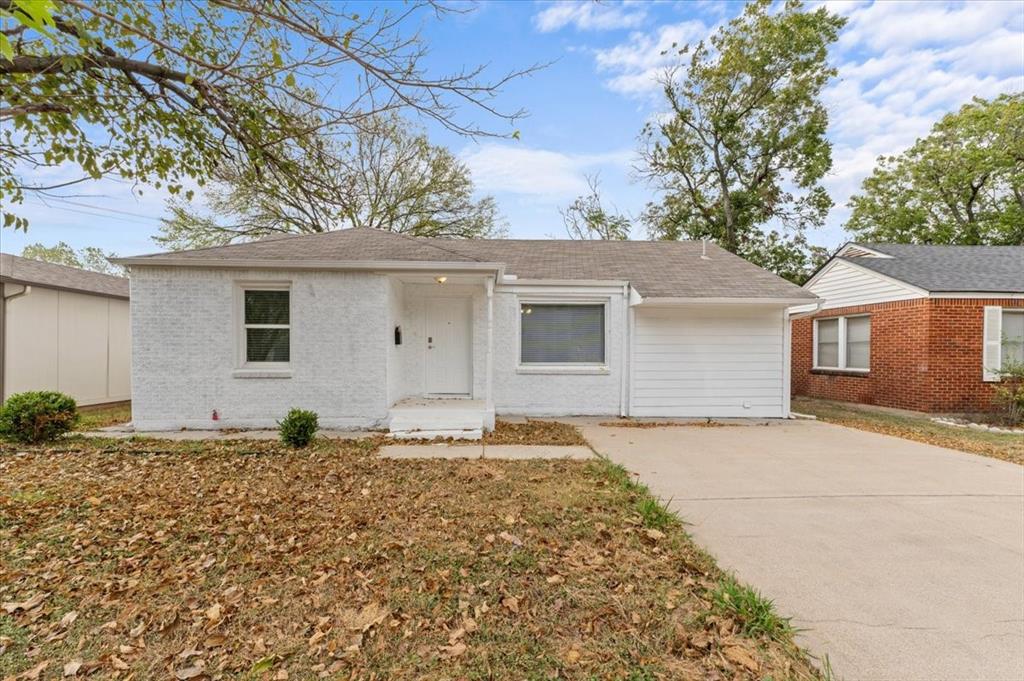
left=1003, top=310, right=1024, bottom=366
left=814, top=315, right=870, bottom=371
left=243, top=288, right=290, bottom=363
left=520, top=303, right=605, bottom=364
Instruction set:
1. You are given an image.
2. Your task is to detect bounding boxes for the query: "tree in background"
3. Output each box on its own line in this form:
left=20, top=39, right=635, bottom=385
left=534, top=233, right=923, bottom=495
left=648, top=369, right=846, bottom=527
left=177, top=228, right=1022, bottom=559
left=156, top=113, right=505, bottom=250
left=846, top=94, right=1024, bottom=245
left=0, top=0, right=537, bottom=231
left=21, top=241, right=122, bottom=275
left=561, top=175, right=630, bottom=240
left=637, top=0, right=845, bottom=282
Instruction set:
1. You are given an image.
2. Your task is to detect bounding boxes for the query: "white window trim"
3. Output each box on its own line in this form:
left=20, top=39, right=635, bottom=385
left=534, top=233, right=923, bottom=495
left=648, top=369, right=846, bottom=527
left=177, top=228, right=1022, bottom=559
left=515, top=296, right=611, bottom=375
left=813, top=314, right=871, bottom=373
left=235, top=282, right=292, bottom=376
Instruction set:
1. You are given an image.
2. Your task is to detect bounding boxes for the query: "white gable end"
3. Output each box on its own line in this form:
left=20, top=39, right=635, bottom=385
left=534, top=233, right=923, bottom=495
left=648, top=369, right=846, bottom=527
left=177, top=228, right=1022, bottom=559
left=808, top=260, right=925, bottom=310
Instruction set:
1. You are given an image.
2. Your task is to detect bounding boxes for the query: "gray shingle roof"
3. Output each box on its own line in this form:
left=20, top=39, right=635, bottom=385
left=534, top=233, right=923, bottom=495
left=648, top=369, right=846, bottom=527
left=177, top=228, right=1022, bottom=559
left=121, top=227, right=814, bottom=300
left=0, top=253, right=129, bottom=299
left=840, top=243, right=1024, bottom=293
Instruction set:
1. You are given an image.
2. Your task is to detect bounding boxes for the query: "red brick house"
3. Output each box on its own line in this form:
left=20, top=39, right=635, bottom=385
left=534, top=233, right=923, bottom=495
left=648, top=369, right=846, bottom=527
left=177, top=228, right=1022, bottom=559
left=791, top=243, right=1024, bottom=413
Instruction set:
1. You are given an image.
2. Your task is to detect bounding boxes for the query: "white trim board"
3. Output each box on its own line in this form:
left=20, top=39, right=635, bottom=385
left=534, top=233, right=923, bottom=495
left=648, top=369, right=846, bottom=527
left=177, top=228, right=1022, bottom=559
left=635, top=296, right=815, bottom=306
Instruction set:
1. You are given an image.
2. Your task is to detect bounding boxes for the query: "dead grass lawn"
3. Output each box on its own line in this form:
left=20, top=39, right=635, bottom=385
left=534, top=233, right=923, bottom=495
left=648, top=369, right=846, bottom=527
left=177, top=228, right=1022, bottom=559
left=484, top=419, right=587, bottom=445
left=794, top=397, right=1024, bottom=466
left=597, top=420, right=727, bottom=429
left=73, top=405, right=132, bottom=432
left=2, top=436, right=821, bottom=680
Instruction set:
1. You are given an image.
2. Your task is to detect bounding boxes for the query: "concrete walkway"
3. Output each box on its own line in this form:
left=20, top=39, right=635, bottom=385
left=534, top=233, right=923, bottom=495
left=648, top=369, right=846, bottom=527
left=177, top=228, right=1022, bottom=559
left=578, top=418, right=1024, bottom=681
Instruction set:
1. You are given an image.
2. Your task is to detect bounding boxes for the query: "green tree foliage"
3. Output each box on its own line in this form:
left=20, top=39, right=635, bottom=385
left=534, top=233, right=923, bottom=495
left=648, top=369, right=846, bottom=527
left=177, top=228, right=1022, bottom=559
left=21, top=240, right=123, bottom=275
left=638, top=0, right=845, bottom=282
left=846, top=94, right=1024, bottom=245
left=561, top=174, right=630, bottom=240
left=0, top=0, right=536, bottom=231
left=156, top=113, right=505, bottom=249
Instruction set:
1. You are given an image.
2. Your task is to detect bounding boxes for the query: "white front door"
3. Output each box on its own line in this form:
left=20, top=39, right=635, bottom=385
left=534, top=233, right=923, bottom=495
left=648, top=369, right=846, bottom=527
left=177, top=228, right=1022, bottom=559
left=425, top=297, right=472, bottom=395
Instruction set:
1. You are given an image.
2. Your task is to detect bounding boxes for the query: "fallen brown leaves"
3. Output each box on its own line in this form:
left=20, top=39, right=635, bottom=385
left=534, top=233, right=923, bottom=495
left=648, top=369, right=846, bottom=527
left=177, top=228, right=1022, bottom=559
left=397, top=419, right=587, bottom=447
left=484, top=419, right=587, bottom=445
left=598, top=419, right=728, bottom=429
left=794, top=398, right=1024, bottom=466
left=1, top=436, right=820, bottom=680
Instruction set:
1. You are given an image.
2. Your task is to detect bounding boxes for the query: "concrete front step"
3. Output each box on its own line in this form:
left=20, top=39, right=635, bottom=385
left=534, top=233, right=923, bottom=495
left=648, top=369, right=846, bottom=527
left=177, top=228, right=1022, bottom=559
left=389, top=428, right=483, bottom=440
left=387, top=397, right=493, bottom=438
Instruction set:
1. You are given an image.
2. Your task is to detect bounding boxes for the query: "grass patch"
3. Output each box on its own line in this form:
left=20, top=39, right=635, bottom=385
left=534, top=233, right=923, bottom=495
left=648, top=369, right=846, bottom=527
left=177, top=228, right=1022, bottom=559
left=710, top=574, right=794, bottom=642
left=588, top=458, right=677, bottom=530
left=73, top=403, right=131, bottom=431
left=0, top=436, right=822, bottom=680
left=635, top=496, right=675, bottom=530
left=794, top=397, right=1024, bottom=466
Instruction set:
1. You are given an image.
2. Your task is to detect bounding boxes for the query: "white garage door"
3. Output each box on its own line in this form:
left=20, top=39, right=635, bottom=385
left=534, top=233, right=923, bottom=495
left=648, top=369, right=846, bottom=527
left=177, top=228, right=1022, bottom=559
left=632, top=306, right=786, bottom=418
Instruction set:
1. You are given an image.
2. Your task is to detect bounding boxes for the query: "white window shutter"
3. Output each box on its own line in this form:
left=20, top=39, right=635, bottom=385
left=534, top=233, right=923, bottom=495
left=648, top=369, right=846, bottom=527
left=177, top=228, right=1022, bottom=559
left=982, top=306, right=1002, bottom=382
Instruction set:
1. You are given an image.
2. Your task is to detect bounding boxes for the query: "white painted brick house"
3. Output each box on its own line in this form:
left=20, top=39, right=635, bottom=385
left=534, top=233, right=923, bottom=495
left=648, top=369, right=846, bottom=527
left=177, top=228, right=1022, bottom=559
left=115, top=228, right=816, bottom=436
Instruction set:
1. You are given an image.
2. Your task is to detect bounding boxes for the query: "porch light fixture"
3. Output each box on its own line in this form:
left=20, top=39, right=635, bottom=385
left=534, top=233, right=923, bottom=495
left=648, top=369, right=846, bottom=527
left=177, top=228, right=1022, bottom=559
left=522, top=306, right=532, bottom=314
left=435, top=276, right=448, bottom=284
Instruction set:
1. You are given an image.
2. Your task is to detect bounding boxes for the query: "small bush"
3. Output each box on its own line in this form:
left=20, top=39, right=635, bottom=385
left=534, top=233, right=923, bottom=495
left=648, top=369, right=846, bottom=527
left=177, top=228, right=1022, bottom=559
left=278, top=408, right=319, bottom=447
left=993, top=361, right=1024, bottom=426
left=0, top=391, right=79, bottom=444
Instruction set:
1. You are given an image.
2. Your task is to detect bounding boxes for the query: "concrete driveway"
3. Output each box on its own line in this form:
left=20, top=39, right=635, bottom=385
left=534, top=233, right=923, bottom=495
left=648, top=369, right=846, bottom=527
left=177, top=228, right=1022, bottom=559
left=579, top=419, right=1024, bottom=681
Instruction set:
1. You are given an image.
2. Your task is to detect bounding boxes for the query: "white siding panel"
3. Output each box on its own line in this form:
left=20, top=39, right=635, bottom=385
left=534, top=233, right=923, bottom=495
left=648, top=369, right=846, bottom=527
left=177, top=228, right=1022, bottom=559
left=632, top=306, right=786, bottom=417
left=808, top=260, right=923, bottom=309
left=57, top=291, right=109, bottom=403
left=4, top=286, right=59, bottom=396
left=3, top=286, right=130, bottom=406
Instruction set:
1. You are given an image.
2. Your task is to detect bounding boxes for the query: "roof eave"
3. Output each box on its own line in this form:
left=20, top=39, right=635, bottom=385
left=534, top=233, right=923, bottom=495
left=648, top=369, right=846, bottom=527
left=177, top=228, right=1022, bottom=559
left=634, top=295, right=818, bottom=306
left=0, top=275, right=129, bottom=300
left=112, top=257, right=506, bottom=275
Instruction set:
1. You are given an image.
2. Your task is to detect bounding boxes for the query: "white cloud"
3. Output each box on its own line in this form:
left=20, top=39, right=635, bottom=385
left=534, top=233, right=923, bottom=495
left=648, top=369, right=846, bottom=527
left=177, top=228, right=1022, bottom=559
left=587, top=0, right=1024, bottom=247
left=820, top=1, right=1024, bottom=226
left=460, top=144, right=632, bottom=200
left=533, top=1, right=648, bottom=33
left=836, top=0, right=1023, bottom=52
left=593, top=20, right=709, bottom=96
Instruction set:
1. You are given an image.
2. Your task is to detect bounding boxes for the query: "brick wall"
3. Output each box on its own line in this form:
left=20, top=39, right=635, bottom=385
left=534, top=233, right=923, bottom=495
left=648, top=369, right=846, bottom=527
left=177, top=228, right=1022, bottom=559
left=792, top=298, right=1024, bottom=413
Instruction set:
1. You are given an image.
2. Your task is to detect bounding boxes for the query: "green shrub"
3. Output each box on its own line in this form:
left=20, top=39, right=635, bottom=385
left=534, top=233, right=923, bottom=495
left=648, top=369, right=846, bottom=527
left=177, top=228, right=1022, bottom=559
left=0, top=391, right=79, bottom=444
left=993, top=362, right=1024, bottom=426
left=278, top=408, right=319, bottom=447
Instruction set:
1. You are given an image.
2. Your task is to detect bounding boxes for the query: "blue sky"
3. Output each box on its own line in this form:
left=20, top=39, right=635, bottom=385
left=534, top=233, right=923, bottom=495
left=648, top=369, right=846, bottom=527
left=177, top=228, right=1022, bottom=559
left=2, top=0, right=1022, bottom=258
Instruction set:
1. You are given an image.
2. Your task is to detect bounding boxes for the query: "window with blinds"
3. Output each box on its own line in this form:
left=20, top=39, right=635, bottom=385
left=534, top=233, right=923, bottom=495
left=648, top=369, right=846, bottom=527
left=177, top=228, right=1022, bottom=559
left=815, top=318, right=839, bottom=368
left=244, top=289, right=290, bottom=363
left=845, top=316, right=871, bottom=370
left=520, top=303, right=605, bottom=364
left=814, top=314, right=870, bottom=371
left=1003, top=310, right=1024, bottom=366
